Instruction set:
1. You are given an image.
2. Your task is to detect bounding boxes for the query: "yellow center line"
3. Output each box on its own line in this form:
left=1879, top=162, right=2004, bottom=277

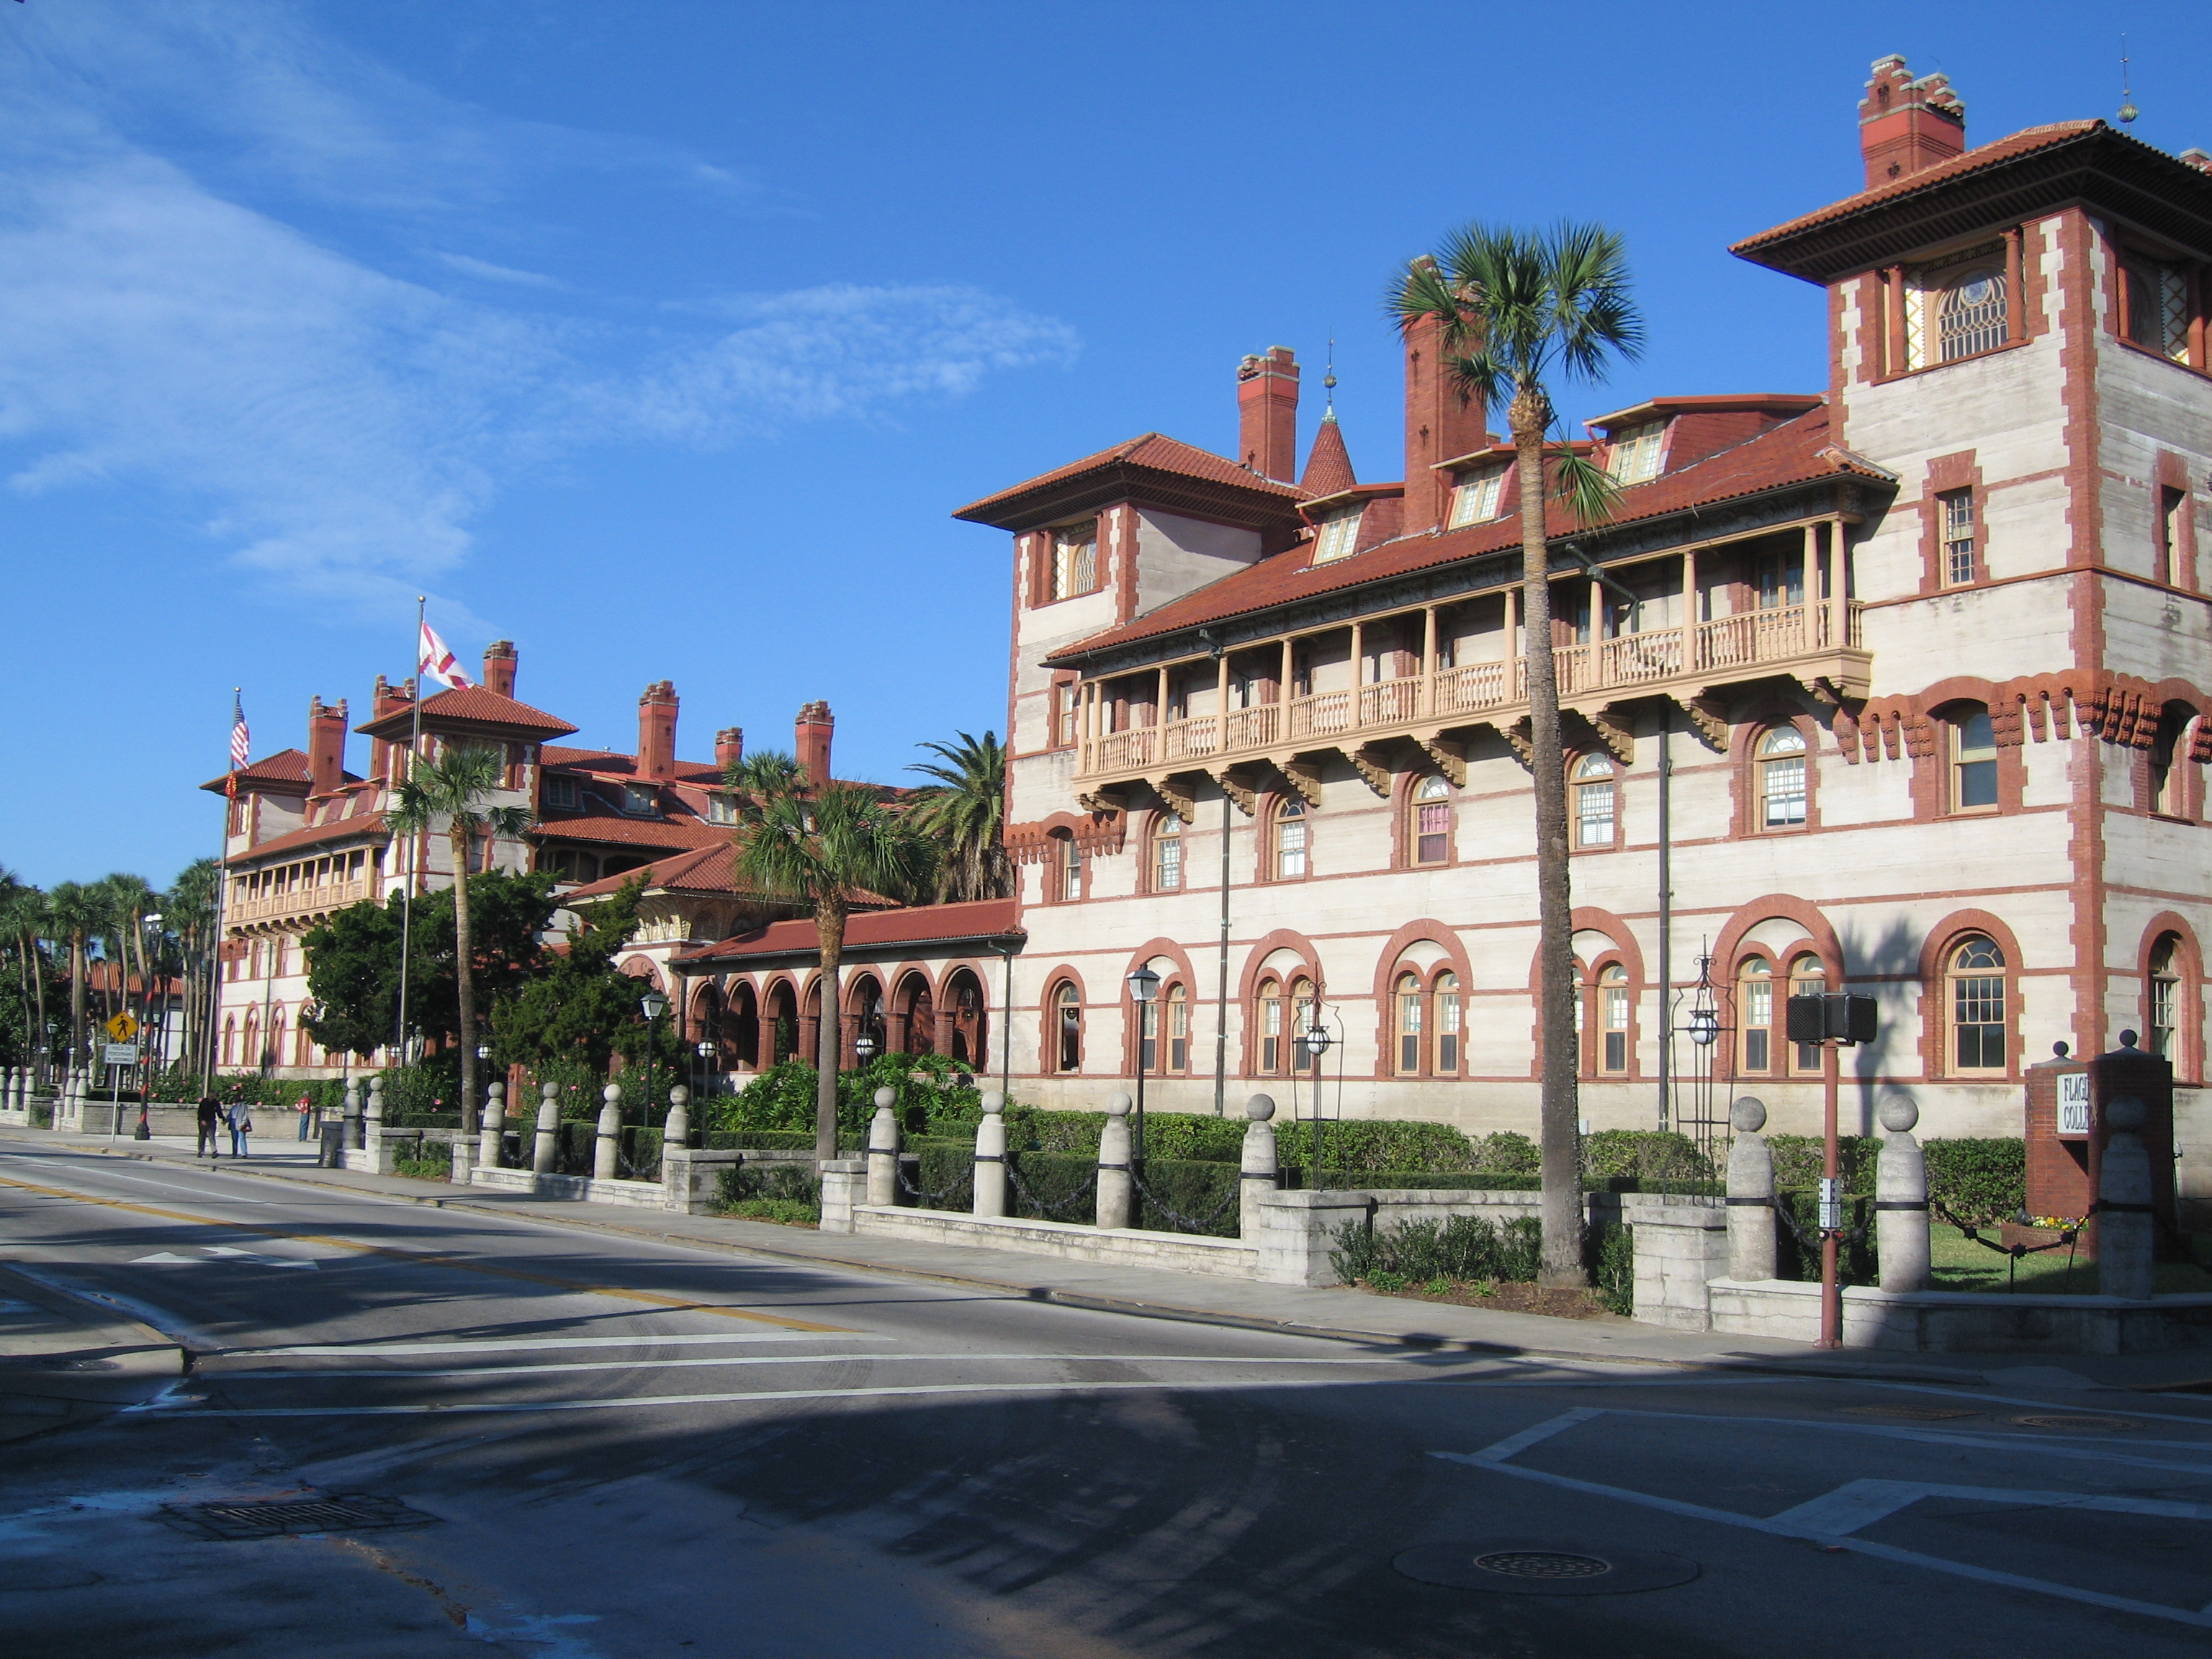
left=0, top=1172, right=850, bottom=1333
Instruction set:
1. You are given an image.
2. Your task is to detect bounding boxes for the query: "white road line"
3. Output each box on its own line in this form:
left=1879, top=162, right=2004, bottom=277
left=1586, top=1405, right=2212, bottom=1475
left=193, top=1374, right=1374, bottom=1417
left=225, top=1332, right=878, bottom=1357
left=1768, top=1478, right=2212, bottom=1535
left=3, top=1162, right=281, bottom=1205
left=1458, top=1408, right=1602, bottom=1462
left=207, top=1352, right=1500, bottom=1381
left=1850, top=1377, right=2212, bottom=1431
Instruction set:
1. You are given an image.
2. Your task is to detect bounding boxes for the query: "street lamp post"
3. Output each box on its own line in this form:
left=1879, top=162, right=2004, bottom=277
left=1297, top=1019, right=1334, bottom=1182
left=695, top=1038, right=713, bottom=1106
left=640, top=990, right=667, bottom=1132
left=1125, top=967, right=1159, bottom=1166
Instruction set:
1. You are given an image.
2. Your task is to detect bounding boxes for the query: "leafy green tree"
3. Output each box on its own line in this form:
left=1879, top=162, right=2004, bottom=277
left=493, top=876, right=674, bottom=1082
left=731, top=760, right=938, bottom=1162
left=386, top=744, right=534, bottom=1133
left=1393, top=222, right=1642, bottom=1286
left=161, top=858, right=220, bottom=1076
left=904, top=730, right=1010, bottom=903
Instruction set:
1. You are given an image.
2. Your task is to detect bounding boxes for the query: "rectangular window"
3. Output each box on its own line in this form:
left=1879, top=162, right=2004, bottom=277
left=1154, top=832, right=1182, bottom=892
left=544, top=775, right=578, bottom=810
left=1276, top=816, right=1308, bottom=878
left=1312, top=507, right=1364, bottom=564
left=1398, top=992, right=1422, bottom=1075
left=623, top=784, right=657, bottom=817
left=1168, top=997, right=1189, bottom=1072
left=1416, top=801, right=1450, bottom=864
left=1954, top=975, right=2005, bottom=1069
left=1261, top=997, right=1281, bottom=1074
left=1941, top=490, right=1977, bottom=586
left=1050, top=681, right=1075, bottom=747
left=1138, top=1002, right=1156, bottom=1073
left=1607, top=421, right=1667, bottom=484
left=1437, top=992, right=1460, bottom=1072
left=1951, top=711, right=1999, bottom=811
left=1048, top=523, right=1098, bottom=601
left=707, top=793, right=737, bottom=825
left=1448, top=466, right=1507, bottom=526
left=1576, top=780, right=1616, bottom=849
left=1061, top=838, right=1084, bottom=901
left=2159, top=487, right=2184, bottom=587
left=1743, top=983, right=1771, bottom=1073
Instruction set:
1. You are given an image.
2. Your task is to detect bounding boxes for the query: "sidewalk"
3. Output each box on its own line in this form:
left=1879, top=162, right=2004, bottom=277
left=17, top=1129, right=2206, bottom=1392
left=0, top=1261, right=188, bottom=1441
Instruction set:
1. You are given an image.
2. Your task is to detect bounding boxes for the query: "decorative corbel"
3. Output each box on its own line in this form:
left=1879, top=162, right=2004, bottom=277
left=1213, top=767, right=1260, bottom=817
left=1346, top=744, right=1393, bottom=798
left=1075, top=789, right=1123, bottom=816
left=1501, top=720, right=1534, bottom=769
left=1150, top=775, right=1198, bottom=824
left=1415, top=734, right=1467, bottom=786
left=1674, top=696, right=1728, bottom=751
left=1277, top=757, right=1325, bottom=806
left=1586, top=709, right=1635, bottom=765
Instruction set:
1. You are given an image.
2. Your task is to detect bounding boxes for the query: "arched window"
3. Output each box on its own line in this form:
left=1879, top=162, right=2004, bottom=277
left=1435, top=971, right=1462, bottom=1073
left=1273, top=799, right=1309, bottom=879
left=222, top=1016, right=236, bottom=1067
left=1599, top=964, right=1629, bottom=1073
left=1256, top=979, right=1283, bottom=1074
left=1165, top=983, right=1190, bottom=1072
left=1758, top=727, right=1808, bottom=829
left=267, top=1010, right=286, bottom=1074
left=1151, top=814, right=1183, bottom=891
left=1573, top=754, right=1617, bottom=848
left=1949, top=938, right=2007, bottom=1072
left=1395, top=973, right=1424, bottom=1074
left=2149, top=704, right=2191, bottom=819
left=1737, top=957, right=1773, bottom=1074
left=2149, top=935, right=2182, bottom=1063
left=1790, top=955, right=1827, bottom=1074
left=1948, top=706, right=1998, bottom=811
left=1938, top=267, right=2006, bottom=361
left=1411, top=775, right=1452, bottom=865
left=1052, top=981, right=1082, bottom=1073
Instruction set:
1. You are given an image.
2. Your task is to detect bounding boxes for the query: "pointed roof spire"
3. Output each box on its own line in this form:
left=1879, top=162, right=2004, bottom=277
left=1300, top=412, right=1355, bottom=498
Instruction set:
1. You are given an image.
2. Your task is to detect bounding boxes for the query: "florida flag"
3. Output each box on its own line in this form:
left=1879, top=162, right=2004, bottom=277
left=418, top=619, right=475, bottom=691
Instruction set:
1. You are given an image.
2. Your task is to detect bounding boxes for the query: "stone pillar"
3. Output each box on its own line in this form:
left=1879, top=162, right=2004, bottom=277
left=364, top=1074, right=385, bottom=1143
left=973, top=1090, right=1008, bottom=1218
left=1875, top=1096, right=1931, bottom=1294
left=1725, top=1096, right=1777, bottom=1283
left=1096, top=1092, right=1133, bottom=1229
left=1239, top=1093, right=1280, bottom=1239
left=1254, top=1190, right=1374, bottom=1285
left=1624, top=1194, right=1729, bottom=1329
left=866, top=1087, right=900, bottom=1208
left=2098, top=1096, right=2157, bottom=1300
left=531, top=1081, right=561, bottom=1174
left=479, top=1082, right=505, bottom=1171
left=818, top=1158, right=867, bottom=1234
left=663, top=1084, right=690, bottom=1154
left=593, top=1084, right=622, bottom=1182
left=449, top=1134, right=477, bottom=1186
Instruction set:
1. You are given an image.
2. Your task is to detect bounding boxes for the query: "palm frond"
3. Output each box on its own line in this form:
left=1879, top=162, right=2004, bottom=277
left=1550, top=449, right=1624, bottom=529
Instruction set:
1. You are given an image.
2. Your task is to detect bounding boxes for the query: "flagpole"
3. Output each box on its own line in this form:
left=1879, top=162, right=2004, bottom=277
left=395, top=597, right=426, bottom=1071
left=207, top=687, right=242, bottom=1082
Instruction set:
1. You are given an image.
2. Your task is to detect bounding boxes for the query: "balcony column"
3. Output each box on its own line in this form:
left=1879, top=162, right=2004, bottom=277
left=1349, top=620, right=1364, bottom=724
left=1215, top=653, right=1230, bottom=751
left=1156, top=666, right=1169, bottom=740
left=1684, top=547, right=1701, bottom=669
left=1279, top=637, right=1295, bottom=709
left=1421, top=606, right=1439, bottom=714
left=1799, top=523, right=1817, bottom=649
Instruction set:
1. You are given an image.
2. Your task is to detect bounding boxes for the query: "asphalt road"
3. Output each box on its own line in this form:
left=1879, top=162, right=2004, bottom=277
left=3, top=1138, right=2210, bottom=1658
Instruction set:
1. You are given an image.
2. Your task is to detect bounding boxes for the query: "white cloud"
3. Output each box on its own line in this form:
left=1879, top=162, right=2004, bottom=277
left=0, top=3, right=1074, bottom=614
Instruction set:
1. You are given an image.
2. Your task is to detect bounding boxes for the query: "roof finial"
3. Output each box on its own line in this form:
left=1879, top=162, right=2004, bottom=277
left=1322, top=336, right=1337, bottom=420
left=2117, top=36, right=2138, bottom=125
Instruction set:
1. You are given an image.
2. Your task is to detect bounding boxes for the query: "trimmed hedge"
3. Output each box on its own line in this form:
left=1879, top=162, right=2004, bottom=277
left=1768, top=1134, right=1879, bottom=1195
left=1329, top=1213, right=1545, bottom=1286
left=1923, top=1138, right=2026, bottom=1226
left=1580, top=1129, right=1711, bottom=1183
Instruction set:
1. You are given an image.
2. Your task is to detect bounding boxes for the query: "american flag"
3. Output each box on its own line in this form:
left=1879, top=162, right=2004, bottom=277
left=229, top=694, right=251, bottom=775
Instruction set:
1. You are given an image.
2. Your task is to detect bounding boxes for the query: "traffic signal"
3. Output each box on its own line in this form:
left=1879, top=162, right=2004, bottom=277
left=1785, top=993, right=1877, bottom=1046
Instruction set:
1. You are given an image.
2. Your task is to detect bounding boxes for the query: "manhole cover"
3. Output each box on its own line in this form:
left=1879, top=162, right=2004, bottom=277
left=1395, top=1541, right=1698, bottom=1596
left=164, top=1493, right=442, bottom=1540
left=2010, top=1414, right=2142, bottom=1432
left=1843, top=1404, right=1979, bottom=1421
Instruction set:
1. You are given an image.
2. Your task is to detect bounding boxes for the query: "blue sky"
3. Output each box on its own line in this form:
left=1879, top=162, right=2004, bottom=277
left=4, top=1, right=2206, bottom=889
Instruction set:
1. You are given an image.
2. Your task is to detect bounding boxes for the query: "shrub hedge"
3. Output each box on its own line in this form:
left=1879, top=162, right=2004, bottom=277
left=1329, top=1214, right=1545, bottom=1286
left=1923, top=1138, right=2026, bottom=1225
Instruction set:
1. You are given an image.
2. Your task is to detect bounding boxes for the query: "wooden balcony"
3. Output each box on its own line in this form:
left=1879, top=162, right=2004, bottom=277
left=1076, top=600, right=1865, bottom=786
left=228, top=876, right=372, bottom=929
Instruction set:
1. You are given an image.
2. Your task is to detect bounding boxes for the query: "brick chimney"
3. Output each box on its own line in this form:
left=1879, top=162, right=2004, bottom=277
left=1401, top=267, right=1488, bottom=534
left=795, top=701, right=834, bottom=785
left=637, top=680, right=678, bottom=782
left=715, top=727, right=745, bottom=773
left=307, top=696, right=349, bottom=795
left=482, top=639, right=517, bottom=698
left=1858, top=56, right=1966, bottom=190
left=369, top=675, right=412, bottom=780
left=1236, top=346, right=1300, bottom=482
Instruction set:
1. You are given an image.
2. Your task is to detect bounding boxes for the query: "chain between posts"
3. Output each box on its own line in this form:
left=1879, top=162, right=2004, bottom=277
left=1932, top=1196, right=2098, bottom=1256
left=895, top=1157, right=974, bottom=1207
left=1004, top=1156, right=1098, bottom=1220
left=1128, top=1166, right=1241, bottom=1234
left=1771, top=1192, right=1866, bottom=1252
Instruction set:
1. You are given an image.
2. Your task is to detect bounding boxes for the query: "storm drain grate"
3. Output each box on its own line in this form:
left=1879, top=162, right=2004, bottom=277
left=2011, top=1413, right=2143, bottom=1432
left=1473, top=1550, right=1612, bottom=1580
left=1395, top=1540, right=1698, bottom=1596
left=1842, top=1404, right=1979, bottom=1421
left=165, top=1493, right=442, bottom=1540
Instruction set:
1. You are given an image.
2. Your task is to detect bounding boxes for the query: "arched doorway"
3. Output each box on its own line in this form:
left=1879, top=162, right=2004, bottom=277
left=845, top=974, right=884, bottom=1067
left=764, top=981, right=798, bottom=1066
left=945, top=968, right=987, bottom=1069
left=727, top=980, right=760, bottom=1070
left=894, top=971, right=936, bottom=1056
left=690, top=982, right=724, bottom=1093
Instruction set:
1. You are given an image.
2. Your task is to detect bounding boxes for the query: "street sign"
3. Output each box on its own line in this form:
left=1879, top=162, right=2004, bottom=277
left=106, top=1012, right=138, bottom=1042
left=102, top=1043, right=141, bottom=1067
left=2057, top=1071, right=2091, bottom=1136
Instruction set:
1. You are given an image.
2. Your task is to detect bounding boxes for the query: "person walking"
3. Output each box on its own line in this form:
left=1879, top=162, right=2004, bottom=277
left=228, top=1097, right=253, bottom=1159
left=195, top=1092, right=222, bottom=1158
left=295, top=1091, right=313, bottom=1141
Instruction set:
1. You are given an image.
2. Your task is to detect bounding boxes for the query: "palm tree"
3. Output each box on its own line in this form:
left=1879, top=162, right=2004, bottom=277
left=4, top=884, right=52, bottom=1079
left=387, top=743, right=532, bottom=1134
left=732, top=769, right=937, bottom=1163
left=45, top=881, right=103, bottom=1076
left=904, top=731, right=1010, bottom=903
left=1393, top=222, right=1642, bottom=1287
left=165, top=859, right=220, bottom=1077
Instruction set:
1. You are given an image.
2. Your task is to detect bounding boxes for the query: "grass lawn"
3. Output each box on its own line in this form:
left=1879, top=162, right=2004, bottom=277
left=1925, top=1228, right=2212, bottom=1295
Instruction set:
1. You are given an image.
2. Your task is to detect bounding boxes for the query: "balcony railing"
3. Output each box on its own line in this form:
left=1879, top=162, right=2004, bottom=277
left=1077, top=600, right=1862, bottom=780
left=229, top=877, right=372, bottom=926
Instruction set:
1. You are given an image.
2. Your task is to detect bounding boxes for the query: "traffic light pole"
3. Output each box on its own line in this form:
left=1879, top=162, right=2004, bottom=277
left=1819, top=1037, right=1841, bottom=1349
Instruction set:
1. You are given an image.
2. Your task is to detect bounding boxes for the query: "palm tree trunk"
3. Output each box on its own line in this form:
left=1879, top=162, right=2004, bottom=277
left=814, top=901, right=845, bottom=1164
left=1512, top=390, right=1586, bottom=1287
left=450, top=826, right=480, bottom=1137
left=68, top=932, right=87, bottom=1074
left=30, top=933, right=48, bottom=1082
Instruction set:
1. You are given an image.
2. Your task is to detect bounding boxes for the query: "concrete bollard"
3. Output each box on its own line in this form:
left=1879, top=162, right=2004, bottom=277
left=364, top=1074, right=385, bottom=1146
left=532, top=1081, right=561, bottom=1174
left=973, top=1090, right=1008, bottom=1218
left=866, top=1087, right=900, bottom=1208
left=449, top=1134, right=476, bottom=1186
left=1239, top=1094, right=1280, bottom=1240
left=341, top=1077, right=361, bottom=1148
left=662, top=1084, right=690, bottom=1155
left=1726, top=1096, right=1777, bottom=1283
left=480, top=1082, right=505, bottom=1170
left=2098, top=1096, right=2157, bottom=1300
left=817, top=1159, right=867, bottom=1233
left=1096, top=1092, right=1133, bottom=1230
left=594, top=1084, right=623, bottom=1182
left=1875, top=1096, right=1931, bottom=1294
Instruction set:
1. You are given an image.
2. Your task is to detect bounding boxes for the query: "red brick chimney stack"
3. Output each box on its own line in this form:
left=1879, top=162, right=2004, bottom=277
left=1401, top=264, right=1488, bottom=534
left=307, top=697, right=349, bottom=795
left=795, top=701, right=834, bottom=785
left=1858, top=56, right=1966, bottom=189
left=369, top=675, right=412, bottom=780
left=637, top=680, right=678, bottom=782
left=715, top=727, right=745, bottom=773
left=1236, top=347, right=1300, bottom=482
left=482, top=640, right=517, bottom=698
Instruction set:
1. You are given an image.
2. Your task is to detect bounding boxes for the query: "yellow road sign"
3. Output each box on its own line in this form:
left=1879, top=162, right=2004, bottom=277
left=106, top=1012, right=138, bottom=1042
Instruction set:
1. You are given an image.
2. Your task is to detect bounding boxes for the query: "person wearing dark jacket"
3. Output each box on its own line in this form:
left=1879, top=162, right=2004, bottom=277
left=195, top=1094, right=222, bottom=1158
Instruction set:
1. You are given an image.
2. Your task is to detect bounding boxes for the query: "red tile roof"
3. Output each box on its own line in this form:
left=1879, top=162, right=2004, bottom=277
left=1046, top=406, right=1890, bottom=662
left=227, top=811, right=389, bottom=865
left=558, top=843, right=740, bottom=903
left=199, top=749, right=314, bottom=793
left=534, top=814, right=726, bottom=851
left=355, top=685, right=578, bottom=740
left=953, top=432, right=1309, bottom=531
left=1298, top=418, right=1356, bottom=498
left=674, top=899, right=1023, bottom=967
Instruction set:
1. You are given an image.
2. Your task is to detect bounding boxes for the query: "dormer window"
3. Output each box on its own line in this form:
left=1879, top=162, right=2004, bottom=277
left=623, top=783, right=659, bottom=817
left=1936, top=267, right=2006, bottom=361
left=1311, top=505, right=1364, bottom=564
left=1447, top=466, right=1507, bottom=527
left=2121, top=257, right=2190, bottom=362
left=1607, top=421, right=1666, bottom=484
left=707, top=793, right=737, bottom=826
left=1047, top=521, right=1100, bottom=601
left=544, top=775, right=578, bottom=811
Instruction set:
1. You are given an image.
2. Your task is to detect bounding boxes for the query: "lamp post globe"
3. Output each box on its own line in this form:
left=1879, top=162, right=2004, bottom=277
left=1124, top=966, right=1161, bottom=1166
